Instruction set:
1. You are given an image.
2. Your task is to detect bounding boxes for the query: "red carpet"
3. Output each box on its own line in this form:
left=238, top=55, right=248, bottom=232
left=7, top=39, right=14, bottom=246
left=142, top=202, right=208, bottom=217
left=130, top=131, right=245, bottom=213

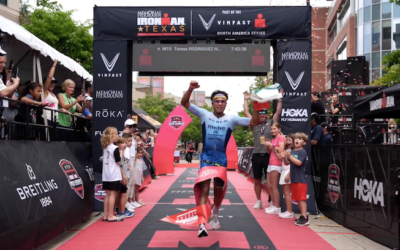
left=174, top=163, right=198, bottom=168
left=56, top=168, right=186, bottom=250
left=55, top=168, right=335, bottom=250
left=228, top=171, right=336, bottom=250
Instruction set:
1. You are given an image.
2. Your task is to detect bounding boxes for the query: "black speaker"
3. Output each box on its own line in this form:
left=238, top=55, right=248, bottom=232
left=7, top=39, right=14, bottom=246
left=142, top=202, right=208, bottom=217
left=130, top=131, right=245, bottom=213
left=345, top=56, right=369, bottom=85
left=330, top=60, right=347, bottom=90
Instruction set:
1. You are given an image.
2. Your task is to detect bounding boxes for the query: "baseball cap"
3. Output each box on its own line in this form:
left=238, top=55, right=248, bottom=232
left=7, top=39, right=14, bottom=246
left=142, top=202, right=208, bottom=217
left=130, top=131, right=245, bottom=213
left=85, top=96, right=93, bottom=101
left=124, top=118, right=137, bottom=127
left=321, top=122, right=329, bottom=129
left=312, top=91, right=320, bottom=98
left=44, top=76, right=58, bottom=83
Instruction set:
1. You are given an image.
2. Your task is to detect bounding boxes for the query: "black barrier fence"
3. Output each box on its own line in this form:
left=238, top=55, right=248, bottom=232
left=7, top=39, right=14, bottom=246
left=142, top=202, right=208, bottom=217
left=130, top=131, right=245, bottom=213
left=311, top=145, right=399, bottom=248
left=237, top=147, right=318, bottom=215
left=0, top=141, right=94, bottom=250
left=0, top=97, right=91, bottom=142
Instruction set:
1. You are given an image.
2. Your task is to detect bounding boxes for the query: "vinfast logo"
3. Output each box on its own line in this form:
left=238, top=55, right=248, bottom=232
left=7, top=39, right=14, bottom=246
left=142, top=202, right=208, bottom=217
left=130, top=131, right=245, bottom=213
left=281, top=109, right=308, bottom=122
left=285, top=71, right=304, bottom=91
left=98, top=53, right=122, bottom=78
left=198, top=14, right=216, bottom=31
left=95, top=109, right=124, bottom=118
left=354, top=178, right=384, bottom=206
left=281, top=52, right=309, bottom=60
left=101, top=53, right=120, bottom=72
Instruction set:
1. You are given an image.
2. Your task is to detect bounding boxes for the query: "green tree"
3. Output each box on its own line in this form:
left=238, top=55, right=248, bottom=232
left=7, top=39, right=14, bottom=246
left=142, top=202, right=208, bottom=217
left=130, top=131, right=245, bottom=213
left=372, top=50, right=400, bottom=87
left=21, top=1, right=93, bottom=73
left=233, top=74, right=274, bottom=147
left=389, top=0, right=400, bottom=5
left=135, top=92, right=178, bottom=124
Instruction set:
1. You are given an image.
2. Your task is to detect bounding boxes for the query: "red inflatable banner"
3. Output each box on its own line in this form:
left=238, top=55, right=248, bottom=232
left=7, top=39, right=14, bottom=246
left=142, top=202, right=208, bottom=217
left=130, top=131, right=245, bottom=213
left=160, top=166, right=227, bottom=226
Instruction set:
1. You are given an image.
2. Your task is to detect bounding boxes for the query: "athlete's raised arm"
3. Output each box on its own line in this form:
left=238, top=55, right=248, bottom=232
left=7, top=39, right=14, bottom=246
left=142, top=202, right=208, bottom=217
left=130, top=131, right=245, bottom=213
left=181, top=81, right=200, bottom=109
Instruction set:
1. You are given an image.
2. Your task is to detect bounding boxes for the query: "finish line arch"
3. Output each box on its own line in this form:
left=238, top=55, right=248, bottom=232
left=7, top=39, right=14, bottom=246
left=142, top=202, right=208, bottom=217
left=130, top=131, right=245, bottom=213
left=92, top=5, right=312, bottom=175
left=152, top=105, right=239, bottom=175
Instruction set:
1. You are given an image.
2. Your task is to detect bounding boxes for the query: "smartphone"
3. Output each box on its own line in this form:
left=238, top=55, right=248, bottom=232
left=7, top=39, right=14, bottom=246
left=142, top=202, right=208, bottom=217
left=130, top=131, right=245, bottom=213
left=11, top=67, right=18, bottom=78
left=8, top=60, right=13, bottom=70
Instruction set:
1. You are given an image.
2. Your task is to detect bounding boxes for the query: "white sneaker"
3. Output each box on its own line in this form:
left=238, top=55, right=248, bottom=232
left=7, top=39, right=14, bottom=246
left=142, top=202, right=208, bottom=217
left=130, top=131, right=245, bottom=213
left=131, top=202, right=141, bottom=208
left=264, top=206, right=275, bottom=213
left=210, top=215, right=220, bottom=230
left=138, top=200, right=146, bottom=206
left=125, top=203, right=135, bottom=213
left=198, top=224, right=208, bottom=238
left=279, top=211, right=294, bottom=219
left=266, top=207, right=281, bottom=214
left=253, top=200, right=262, bottom=209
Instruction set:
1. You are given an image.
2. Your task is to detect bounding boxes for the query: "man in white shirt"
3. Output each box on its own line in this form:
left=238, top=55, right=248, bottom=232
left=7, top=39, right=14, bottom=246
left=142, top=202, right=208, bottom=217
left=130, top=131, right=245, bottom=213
left=0, top=47, right=20, bottom=99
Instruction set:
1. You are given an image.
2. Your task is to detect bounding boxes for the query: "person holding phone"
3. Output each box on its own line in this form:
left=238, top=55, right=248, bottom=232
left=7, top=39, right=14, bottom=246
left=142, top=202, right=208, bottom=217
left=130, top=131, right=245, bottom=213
left=0, top=48, right=20, bottom=99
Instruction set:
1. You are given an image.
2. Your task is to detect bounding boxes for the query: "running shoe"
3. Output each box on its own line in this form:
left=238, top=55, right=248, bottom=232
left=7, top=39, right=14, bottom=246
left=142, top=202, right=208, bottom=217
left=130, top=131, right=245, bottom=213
left=279, top=211, right=294, bottom=219
left=117, top=211, right=134, bottom=218
left=138, top=200, right=146, bottom=206
left=253, top=200, right=262, bottom=209
left=198, top=223, right=208, bottom=238
left=264, top=206, right=275, bottom=213
left=265, top=207, right=281, bottom=214
left=130, top=201, right=141, bottom=208
left=126, top=203, right=135, bottom=213
left=295, top=215, right=310, bottom=226
left=210, top=215, right=220, bottom=230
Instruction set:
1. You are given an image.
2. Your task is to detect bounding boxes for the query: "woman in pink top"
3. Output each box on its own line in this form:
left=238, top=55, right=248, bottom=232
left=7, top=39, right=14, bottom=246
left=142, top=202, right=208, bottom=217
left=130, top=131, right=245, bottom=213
left=263, top=122, right=285, bottom=214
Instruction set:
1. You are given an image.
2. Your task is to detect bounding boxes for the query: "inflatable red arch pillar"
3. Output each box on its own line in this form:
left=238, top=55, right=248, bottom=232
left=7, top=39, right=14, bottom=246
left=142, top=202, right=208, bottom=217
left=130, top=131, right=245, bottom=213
left=153, top=105, right=239, bottom=175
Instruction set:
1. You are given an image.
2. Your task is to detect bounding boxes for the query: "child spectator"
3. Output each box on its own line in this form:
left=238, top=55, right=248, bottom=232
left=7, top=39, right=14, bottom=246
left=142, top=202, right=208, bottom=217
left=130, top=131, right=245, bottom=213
left=279, top=133, right=295, bottom=219
left=263, top=122, right=285, bottom=214
left=115, top=137, right=134, bottom=218
left=121, top=133, right=137, bottom=212
left=100, top=127, right=124, bottom=222
left=132, top=147, right=146, bottom=208
left=284, top=132, right=309, bottom=226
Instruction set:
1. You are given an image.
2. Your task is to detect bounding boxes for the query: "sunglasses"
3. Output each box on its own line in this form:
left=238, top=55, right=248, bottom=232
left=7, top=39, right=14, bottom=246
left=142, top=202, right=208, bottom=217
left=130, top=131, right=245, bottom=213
left=128, top=125, right=137, bottom=128
left=213, top=100, right=227, bottom=104
left=259, top=110, right=268, bottom=114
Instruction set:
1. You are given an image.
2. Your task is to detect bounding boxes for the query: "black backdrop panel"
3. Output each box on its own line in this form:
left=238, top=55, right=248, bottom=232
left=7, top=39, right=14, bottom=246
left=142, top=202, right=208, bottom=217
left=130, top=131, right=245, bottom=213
left=94, top=6, right=311, bottom=40
left=311, top=145, right=399, bottom=248
left=132, top=43, right=270, bottom=72
left=0, top=141, right=94, bottom=250
left=92, top=40, right=133, bottom=173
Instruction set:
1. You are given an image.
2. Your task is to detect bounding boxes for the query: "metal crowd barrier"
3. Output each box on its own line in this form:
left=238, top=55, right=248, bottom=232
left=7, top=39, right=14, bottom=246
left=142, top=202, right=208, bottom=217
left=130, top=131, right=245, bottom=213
left=0, top=97, right=91, bottom=142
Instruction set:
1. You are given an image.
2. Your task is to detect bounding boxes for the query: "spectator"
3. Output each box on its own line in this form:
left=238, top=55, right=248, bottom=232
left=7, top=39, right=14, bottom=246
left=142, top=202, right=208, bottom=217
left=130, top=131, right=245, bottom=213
left=388, top=118, right=398, bottom=144
left=279, top=133, right=295, bottom=219
left=57, top=79, right=85, bottom=129
left=244, top=90, right=283, bottom=210
left=0, top=47, right=20, bottom=99
left=186, top=140, right=194, bottom=163
left=100, top=127, right=124, bottom=222
left=43, top=59, right=68, bottom=125
left=329, top=94, right=342, bottom=126
left=311, top=91, right=325, bottom=124
left=82, top=96, right=93, bottom=120
left=84, top=82, right=93, bottom=98
left=132, top=147, right=147, bottom=208
left=311, top=113, right=323, bottom=145
left=320, top=122, right=333, bottom=145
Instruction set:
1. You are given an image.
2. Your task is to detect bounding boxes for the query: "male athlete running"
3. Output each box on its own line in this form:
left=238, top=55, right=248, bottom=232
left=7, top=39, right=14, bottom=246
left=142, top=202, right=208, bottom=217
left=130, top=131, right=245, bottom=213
left=181, top=81, right=259, bottom=237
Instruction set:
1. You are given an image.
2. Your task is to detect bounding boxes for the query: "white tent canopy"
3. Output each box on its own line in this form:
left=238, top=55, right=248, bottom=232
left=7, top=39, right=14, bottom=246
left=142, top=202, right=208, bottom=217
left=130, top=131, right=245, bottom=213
left=0, top=14, right=92, bottom=90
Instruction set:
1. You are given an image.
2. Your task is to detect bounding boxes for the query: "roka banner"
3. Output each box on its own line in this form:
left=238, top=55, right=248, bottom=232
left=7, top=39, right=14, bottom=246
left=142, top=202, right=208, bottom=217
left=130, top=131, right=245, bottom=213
left=92, top=40, right=133, bottom=173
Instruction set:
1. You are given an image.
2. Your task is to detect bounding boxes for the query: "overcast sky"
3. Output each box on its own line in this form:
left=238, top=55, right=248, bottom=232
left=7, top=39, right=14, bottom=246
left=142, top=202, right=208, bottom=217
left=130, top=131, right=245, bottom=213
left=28, top=0, right=332, bottom=114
